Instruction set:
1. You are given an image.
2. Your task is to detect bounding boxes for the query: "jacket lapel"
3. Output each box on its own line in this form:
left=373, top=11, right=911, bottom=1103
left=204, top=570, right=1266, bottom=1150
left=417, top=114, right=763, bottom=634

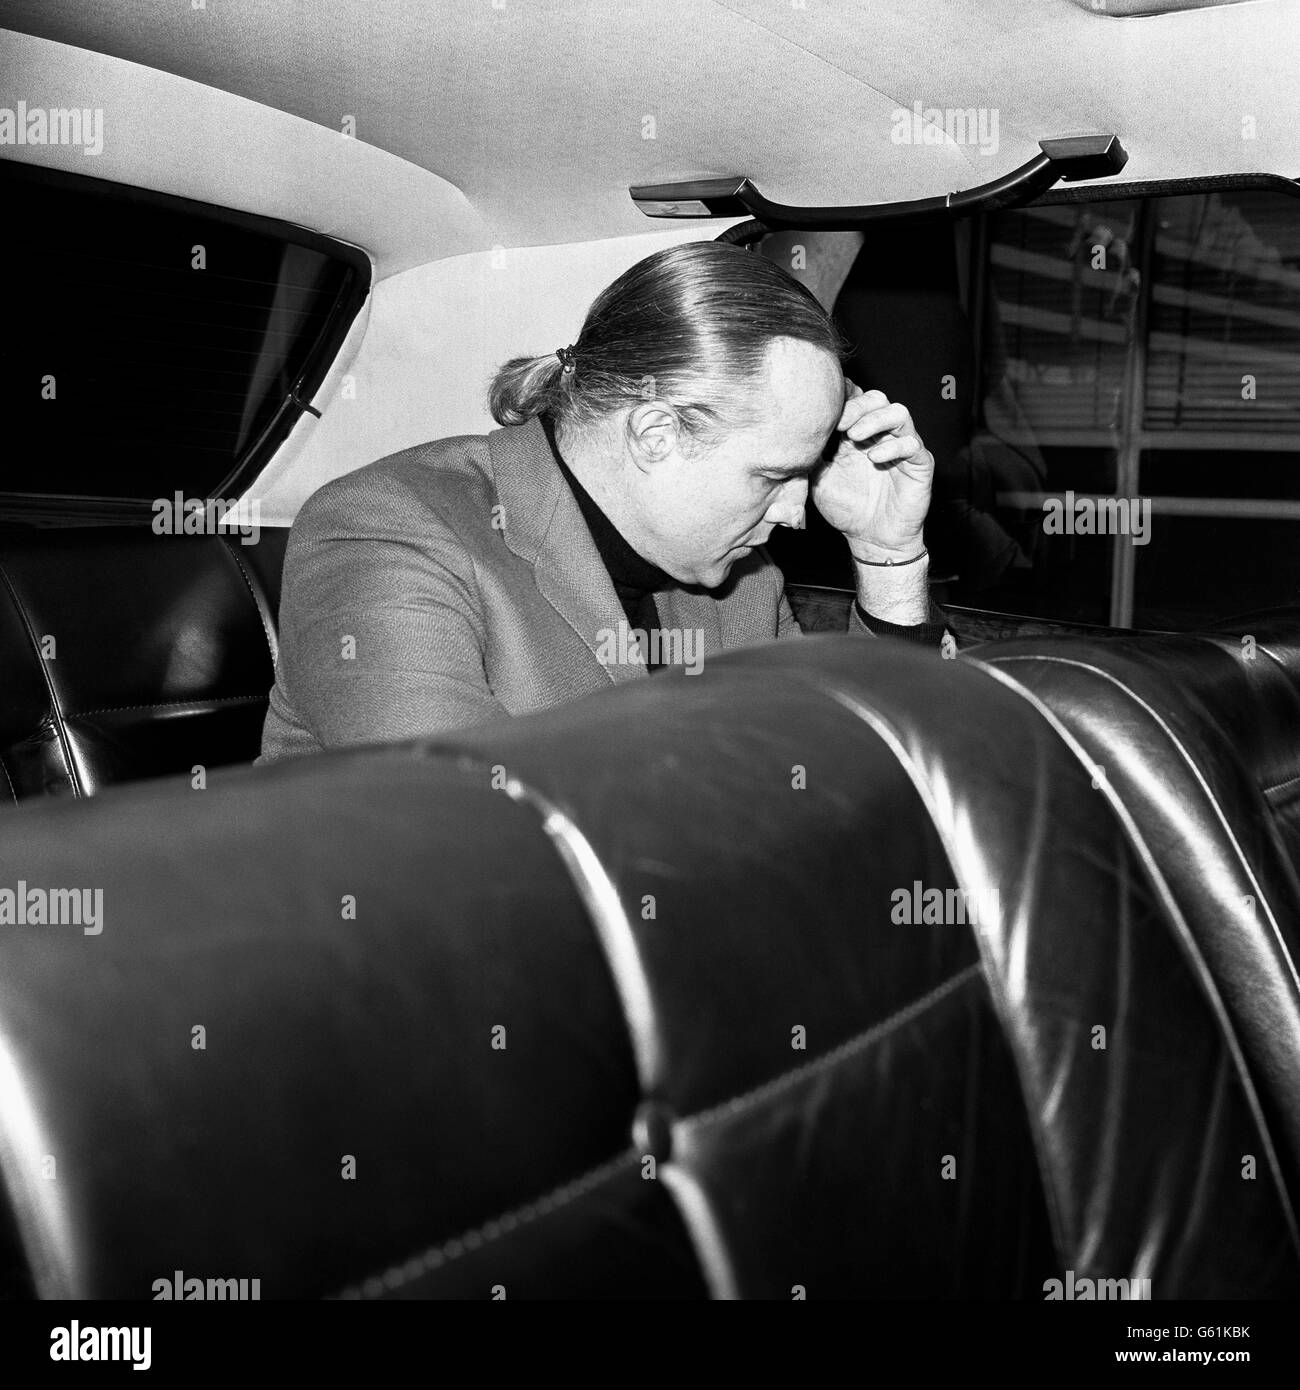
left=658, top=584, right=725, bottom=662
left=488, top=418, right=648, bottom=686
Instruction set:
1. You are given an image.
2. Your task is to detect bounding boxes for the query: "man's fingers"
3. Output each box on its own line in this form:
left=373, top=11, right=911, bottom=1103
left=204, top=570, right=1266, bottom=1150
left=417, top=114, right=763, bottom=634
left=863, top=435, right=930, bottom=466
left=836, top=378, right=867, bottom=429
left=844, top=401, right=911, bottom=442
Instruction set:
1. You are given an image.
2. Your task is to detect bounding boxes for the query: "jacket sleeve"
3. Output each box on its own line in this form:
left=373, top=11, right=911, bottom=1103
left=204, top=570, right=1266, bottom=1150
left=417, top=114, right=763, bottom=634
left=776, top=584, right=953, bottom=650
left=851, top=597, right=953, bottom=648
left=273, top=468, right=507, bottom=749
left=776, top=585, right=804, bottom=639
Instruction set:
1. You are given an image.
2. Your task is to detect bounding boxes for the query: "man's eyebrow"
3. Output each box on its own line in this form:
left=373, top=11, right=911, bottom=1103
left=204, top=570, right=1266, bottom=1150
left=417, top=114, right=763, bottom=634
left=762, top=459, right=821, bottom=478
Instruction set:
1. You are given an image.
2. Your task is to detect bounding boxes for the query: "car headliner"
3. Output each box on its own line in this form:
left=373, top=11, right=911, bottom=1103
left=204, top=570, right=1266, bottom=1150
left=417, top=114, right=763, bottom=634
left=1, top=0, right=1297, bottom=276
left=2, top=0, right=1297, bottom=521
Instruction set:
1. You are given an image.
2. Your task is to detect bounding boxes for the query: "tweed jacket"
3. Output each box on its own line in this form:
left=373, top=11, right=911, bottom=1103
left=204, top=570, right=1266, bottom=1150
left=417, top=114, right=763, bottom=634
left=257, top=416, right=885, bottom=761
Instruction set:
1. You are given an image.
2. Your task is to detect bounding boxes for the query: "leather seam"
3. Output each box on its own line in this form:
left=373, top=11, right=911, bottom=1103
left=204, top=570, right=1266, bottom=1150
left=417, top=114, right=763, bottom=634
left=0, top=754, right=17, bottom=805
left=406, top=745, right=662, bottom=1092
left=64, top=695, right=268, bottom=720
left=330, top=1148, right=640, bottom=1300
left=684, top=963, right=983, bottom=1133
left=982, top=653, right=1300, bottom=1001
left=329, top=965, right=983, bottom=1302
left=974, top=657, right=1300, bottom=1257
left=0, top=564, right=83, bottom=800
left=216, top=534, right=278, bottom=667
left=701, top=660, right=1074, bottom=1261
left=1264, top=770, right=1300, bottom=803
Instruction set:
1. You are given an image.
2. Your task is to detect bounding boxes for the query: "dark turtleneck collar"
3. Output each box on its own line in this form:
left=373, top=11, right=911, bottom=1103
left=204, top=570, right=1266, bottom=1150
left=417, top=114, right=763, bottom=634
left=539, top=413, right=671, bottom=609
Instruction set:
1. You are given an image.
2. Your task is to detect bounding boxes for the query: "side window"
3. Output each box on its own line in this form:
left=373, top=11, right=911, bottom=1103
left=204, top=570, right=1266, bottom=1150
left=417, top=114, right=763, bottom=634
left=0, top=160, right=369, bottom=520
left=758, top=186, right=1300, bottom=630
left=1136, top=191, right=1300, bottom=627
left=971, top=198, right=1140, bottom=624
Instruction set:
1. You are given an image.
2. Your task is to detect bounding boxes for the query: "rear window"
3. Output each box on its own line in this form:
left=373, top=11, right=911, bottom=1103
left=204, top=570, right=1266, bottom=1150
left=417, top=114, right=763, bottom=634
left=758, top=180, right=1300, bottom=631
left=0, top=160, right=368, bottom=516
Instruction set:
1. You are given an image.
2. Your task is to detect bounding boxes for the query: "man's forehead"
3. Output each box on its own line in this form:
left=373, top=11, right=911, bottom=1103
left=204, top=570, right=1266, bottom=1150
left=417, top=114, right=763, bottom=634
left=748, top=386, right=840, bottom=464
left=763, top=336, right=842, bottom=391
left=759, top=340, right=843, bottom=432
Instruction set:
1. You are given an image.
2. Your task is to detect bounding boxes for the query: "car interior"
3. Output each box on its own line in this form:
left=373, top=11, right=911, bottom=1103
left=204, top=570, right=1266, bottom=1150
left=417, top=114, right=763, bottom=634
left=1, top=0, right=1299, bottom=1324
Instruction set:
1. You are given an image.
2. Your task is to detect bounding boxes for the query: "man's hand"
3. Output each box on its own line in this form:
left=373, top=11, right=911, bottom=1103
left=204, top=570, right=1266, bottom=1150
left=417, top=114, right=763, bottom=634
left=811, top=383, right=935, bottom=561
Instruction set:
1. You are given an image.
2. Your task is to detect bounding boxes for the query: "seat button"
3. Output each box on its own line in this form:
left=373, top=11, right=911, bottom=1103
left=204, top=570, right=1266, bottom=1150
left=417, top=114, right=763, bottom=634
left=632, top=1100, right=675, bottom=1162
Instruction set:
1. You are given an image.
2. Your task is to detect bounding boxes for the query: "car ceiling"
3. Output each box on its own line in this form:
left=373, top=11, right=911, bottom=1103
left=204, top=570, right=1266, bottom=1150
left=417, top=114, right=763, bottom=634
left=1, top=0, right=1297, bottom=256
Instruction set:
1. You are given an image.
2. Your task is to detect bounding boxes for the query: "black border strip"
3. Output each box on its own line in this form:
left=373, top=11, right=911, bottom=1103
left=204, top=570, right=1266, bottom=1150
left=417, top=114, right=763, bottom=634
left=1029, top=170, right=1300, bottom=205
left=717, top=172, right=1300, bottom=248
left=0, top=158, right=373, bottom=521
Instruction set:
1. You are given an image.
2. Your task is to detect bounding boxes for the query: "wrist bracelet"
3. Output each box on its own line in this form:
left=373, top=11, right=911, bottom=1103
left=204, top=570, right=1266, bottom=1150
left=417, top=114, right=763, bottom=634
left=856, top=547, right=928, bottom=568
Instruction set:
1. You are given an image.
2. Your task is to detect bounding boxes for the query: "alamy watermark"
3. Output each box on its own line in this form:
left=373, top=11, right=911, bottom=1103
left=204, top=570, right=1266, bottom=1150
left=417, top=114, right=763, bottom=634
left=891, top=880, right=1000, bottom=926
left=1, top=102, right=103, bottom=155
left=152, top=1270, right=261, bottom=1300
left=50, top=1323, right=150, bottom=1369
left=890, top=101, right=999, bottom=157
left=0, top=881, right=102, bottom=935
left=1044, top=1269, right=1152, bottom=1300
left=1043, top=490, right=1151, bottom=547
left=152, top=493, right=261, bottom=545
left=596, top=624, right=705, bottom=675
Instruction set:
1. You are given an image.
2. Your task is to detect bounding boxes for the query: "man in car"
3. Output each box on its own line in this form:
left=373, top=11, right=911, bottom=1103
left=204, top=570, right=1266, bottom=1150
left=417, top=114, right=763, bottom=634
left=257, top=240, right=950, bottom=761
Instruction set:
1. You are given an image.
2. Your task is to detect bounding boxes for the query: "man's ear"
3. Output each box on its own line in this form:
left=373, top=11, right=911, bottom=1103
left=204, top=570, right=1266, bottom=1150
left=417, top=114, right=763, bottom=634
left=624, top=401, right=683, bottom=471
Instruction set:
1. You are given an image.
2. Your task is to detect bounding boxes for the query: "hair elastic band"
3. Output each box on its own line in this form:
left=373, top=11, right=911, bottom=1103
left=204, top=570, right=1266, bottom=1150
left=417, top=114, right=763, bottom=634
left=555, top=345, right=577, bottom=373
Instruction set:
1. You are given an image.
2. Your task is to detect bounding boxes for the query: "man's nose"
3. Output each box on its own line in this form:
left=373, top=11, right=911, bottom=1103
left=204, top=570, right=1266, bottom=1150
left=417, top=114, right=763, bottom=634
left=767, top=481, right=807, bottom=530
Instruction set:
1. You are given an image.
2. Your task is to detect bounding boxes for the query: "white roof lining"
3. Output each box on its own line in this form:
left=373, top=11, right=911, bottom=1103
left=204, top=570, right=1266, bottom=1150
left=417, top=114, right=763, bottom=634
left=3, top=0, right=1297, bottom=259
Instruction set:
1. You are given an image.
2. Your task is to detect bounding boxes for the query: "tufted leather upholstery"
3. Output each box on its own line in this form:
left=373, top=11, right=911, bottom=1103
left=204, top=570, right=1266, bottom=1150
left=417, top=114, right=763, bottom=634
left=0, top=527, right=288, bottom=804
left=973, top=611, right=1300, bottom=1198
left=0, top=637, right=1294, bottom=1299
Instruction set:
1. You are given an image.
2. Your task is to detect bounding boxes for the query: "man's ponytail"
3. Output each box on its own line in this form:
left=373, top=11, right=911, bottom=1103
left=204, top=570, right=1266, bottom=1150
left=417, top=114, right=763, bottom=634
left=489, top=352, right=567, bottom=426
